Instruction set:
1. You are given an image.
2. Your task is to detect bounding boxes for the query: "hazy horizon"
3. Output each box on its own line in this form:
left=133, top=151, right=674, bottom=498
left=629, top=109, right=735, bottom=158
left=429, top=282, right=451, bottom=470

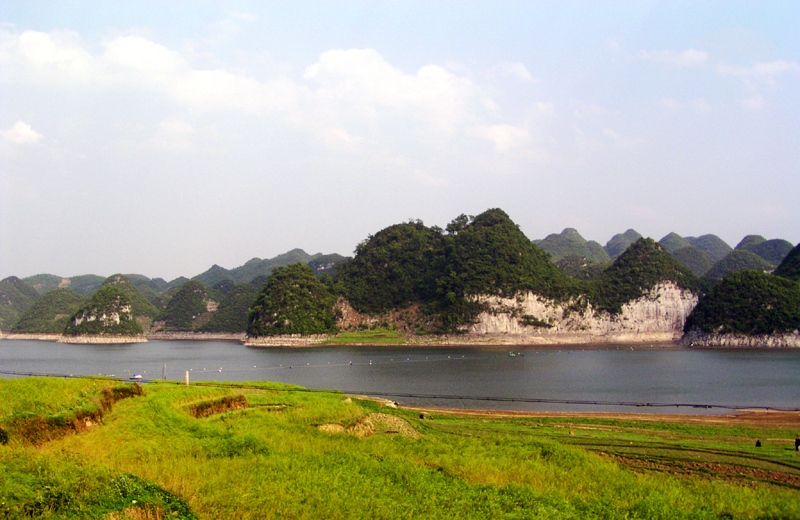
left=2, top=2, right=798, bottom=280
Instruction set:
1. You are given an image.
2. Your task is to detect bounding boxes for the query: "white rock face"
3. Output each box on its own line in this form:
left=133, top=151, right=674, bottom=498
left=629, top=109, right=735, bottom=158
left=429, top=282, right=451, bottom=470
left=468, top=282, right=698, bottom=344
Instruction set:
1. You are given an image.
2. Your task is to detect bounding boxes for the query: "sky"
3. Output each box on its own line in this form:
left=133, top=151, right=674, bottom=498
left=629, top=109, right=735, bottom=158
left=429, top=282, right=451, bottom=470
left=1, top=1, right=798, bottom=281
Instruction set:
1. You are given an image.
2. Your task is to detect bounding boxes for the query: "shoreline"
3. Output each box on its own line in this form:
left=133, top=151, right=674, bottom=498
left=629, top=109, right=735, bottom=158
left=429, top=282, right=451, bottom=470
left=3, top=329, right=799, bottom=349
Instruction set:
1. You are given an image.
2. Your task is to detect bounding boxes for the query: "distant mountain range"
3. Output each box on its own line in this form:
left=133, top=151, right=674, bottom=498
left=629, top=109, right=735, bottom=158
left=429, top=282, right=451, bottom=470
left=534, top=228, right=792, bottom=283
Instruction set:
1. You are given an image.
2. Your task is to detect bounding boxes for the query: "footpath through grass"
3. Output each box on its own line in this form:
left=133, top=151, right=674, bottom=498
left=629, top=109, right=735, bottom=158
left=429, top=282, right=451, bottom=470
left=1, top=377, right=799, bottom=519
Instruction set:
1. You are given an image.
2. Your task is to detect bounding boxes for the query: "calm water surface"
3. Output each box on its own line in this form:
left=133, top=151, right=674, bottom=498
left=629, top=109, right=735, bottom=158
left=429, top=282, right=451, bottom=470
left=2, top=339, right=799, bottom=414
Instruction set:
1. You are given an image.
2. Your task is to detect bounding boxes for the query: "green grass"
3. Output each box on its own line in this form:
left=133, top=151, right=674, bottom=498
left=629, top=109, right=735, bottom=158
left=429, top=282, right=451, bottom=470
left=1, top=377, right=799, bottom=519
left=324, top=327, right=407, bottom=344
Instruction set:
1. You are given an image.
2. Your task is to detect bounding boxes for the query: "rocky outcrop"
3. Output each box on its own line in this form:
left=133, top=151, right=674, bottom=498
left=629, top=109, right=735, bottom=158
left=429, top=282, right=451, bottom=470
left=147, top=331, right=245, bottom=341
left=244, top=334, right=333, bottom=347
left=58, top=335, right=147, bottom=344
left=466, top=282, right=698, bottom=344
left=680, top=329, right=800, bottom=348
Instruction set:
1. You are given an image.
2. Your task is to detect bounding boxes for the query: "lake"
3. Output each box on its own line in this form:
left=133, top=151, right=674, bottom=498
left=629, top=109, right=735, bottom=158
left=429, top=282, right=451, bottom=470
left=1, top=339, right=799, bottom=414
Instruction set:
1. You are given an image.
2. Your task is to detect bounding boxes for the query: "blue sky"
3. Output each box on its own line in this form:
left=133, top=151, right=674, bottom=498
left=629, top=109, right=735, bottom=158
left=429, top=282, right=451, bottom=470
left=1, top=1, right=798, bottom=280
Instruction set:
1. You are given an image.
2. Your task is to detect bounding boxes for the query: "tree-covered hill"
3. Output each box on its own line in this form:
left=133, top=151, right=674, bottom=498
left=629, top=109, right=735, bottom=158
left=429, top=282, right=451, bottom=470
left=685, top=235, right=732, bottom=262
left=21, top=274, right=64, bottom=294
left=555, top=255, right=607, bottom=280
left=96, top=275, right=160, bottom=331
left=63, top=285, right=144, bottom=336
left=734, top=235, right=766, bottom=251
left=590, top=238, right=703, bottom=314
left=738, top=238, right=794, bottom=266
left=66, top=275, right=106, bottom=296
left=535, top=228, right=610, bottom=264
left=658, top=232, right=692, bottom=254
left=774, top=243, right=800, bottom=282
left=671, top=246, right=714, bottom=277
left=684, top=270, right=800, bottom=335
left=0, top=277, right=40, bottom=329
left=200, top=282, right=261, bottom=333
left=12, top=288, right=86, bottom=333
left=156, top=280, right=218, bottom=331
left=192, top=249, right=350, bottom=286
left=308, top=253, right=350, bottom=276
left=604, top=229, right=642, bottom=259
left=247, top=264, right=338, bottom=336
left=703, top=250, right=774, bottom=285
left=332, top=210, right=703, bottom=332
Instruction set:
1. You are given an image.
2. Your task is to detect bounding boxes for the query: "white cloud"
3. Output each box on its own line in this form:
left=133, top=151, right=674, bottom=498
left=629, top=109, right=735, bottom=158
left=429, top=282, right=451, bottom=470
left=2, top=29, right=98, bottom=85
left=493, top=62, right=537, bottom=83
left=477, top=124, right=530, bottom=152
left=717, top=60, right=798, bottom=85
left=639, top=48, right=709, bottom=66
left=152, top=119, right=195, bottom=152
left=718, top=60, right=798, bottom=110
left=1, top=120, right=43, bottom=144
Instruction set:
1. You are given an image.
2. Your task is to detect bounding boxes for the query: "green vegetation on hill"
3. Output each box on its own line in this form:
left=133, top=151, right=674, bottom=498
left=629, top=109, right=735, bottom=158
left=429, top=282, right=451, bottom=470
left=2, top=377, right=799, bottom=519
left=336, top=210, right=579, bottom=331
left=157, top=280, right=217, bottom=331
left=685, top=270, right=800, bottom=335
left=590, top=239, right=703, bottom=314
left=703, top=250, right=774, bottom=285
left=200, top=283, right=261, bottom=333
left=11, top=288, right=85, bottom=333
left=774, top=243, right=800, bottom=281
left=0, top=276, right=39, bottom=329
left=68, top=274, right=106, bottom=296
left=446, top=210, right=574, bottom=300
left=21, top=273, right=64, bottom=294
left=671, top=246, right=714, bottom=277
left=308, top=253, right=349, bottom=276
left=333, top=211, right=707, bottom=332
left=685, top=234, right=732, bottom=262
left=658, top=232, right=691, bottom=254
left=740, top=238, right=794, bottom=266
left=535, top=228, right=610, bottom=264
left=248, top=263, right=338, bottom=336
left=604, top=229, right=642, bottom=258
left=193, top=249, right=350, bottom=287
left=100, top=274, right=159, bottom=319
left=735, top=234, right=766, bottom=251
left=555, top=255, right=607, bottom=280
left=336, top=221, right=445, bottom=315
left=63, top=285, right=144, bottom=336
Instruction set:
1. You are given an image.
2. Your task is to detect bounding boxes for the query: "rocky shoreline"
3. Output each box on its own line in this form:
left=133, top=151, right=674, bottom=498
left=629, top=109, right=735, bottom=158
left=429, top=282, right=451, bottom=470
left=679, top=330, right=800, bottom=348
left=57, top=334, right=148, bottom=344
left=147, top=331, right=245, bottom=342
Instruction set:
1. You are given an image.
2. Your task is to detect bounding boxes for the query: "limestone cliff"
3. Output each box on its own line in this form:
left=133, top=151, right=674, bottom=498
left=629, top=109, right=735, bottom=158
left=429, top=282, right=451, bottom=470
left=466, top=282, right=698, bottom=344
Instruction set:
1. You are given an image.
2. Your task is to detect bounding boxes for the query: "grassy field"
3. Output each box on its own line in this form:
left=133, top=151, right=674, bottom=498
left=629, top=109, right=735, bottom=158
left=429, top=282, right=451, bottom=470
left=1, top=377, right=799, bottom=519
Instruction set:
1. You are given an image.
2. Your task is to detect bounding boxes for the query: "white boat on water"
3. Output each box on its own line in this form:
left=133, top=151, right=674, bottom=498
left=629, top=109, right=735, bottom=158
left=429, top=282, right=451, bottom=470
left=130, top=374, right=143, bottom=380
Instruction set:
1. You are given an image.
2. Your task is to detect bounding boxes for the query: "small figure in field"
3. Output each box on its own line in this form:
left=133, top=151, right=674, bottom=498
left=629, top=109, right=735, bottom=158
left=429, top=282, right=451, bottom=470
left=795, top=437, right=799, bottom=451
left=755, top=439, right=761, bottom=448
left=419, top=413, right=425, bottom=419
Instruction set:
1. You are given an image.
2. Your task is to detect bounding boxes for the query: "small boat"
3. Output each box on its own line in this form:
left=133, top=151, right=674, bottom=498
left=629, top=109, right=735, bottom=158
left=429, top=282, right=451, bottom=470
left=130, top=374, right=143, bottom=380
